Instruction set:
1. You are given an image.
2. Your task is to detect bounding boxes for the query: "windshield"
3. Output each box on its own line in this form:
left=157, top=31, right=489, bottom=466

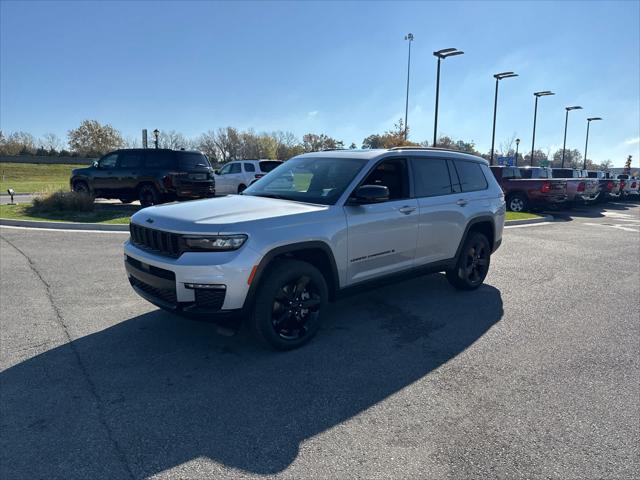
left=243, top=156, right=368, bottom=205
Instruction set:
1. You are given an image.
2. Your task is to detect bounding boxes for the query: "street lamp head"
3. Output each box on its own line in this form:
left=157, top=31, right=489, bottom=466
left=405, top=33, right=414, bottom=41
left=153, top=129, right=160, bottom=135
left=433, top=48, right=463, bottom=59
left=495, top=71, right=518, bottom=80
left=516, top=138, right=520, bottom=145
left=534, top=90, right=555, bottom=97
left=566, top=106, right=582, bottom=111
left=587, top=117, right=602, bottom=121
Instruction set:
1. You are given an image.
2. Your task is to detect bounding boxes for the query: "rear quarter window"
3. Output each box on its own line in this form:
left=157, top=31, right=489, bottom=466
left=454, top=160, right=488, bottom=192
left=145, top=150, right=175, bottom=168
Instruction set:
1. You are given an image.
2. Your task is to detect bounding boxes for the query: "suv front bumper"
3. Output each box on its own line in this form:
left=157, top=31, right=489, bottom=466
left=124, top=240, right=261, bottom=316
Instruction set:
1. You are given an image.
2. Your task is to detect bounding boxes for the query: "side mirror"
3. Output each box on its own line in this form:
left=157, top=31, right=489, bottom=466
left=350, top=185, right=389, bottom=204
left=214, top=169, right=220, bottom=175
left=93, top=161, right=99, bottom=168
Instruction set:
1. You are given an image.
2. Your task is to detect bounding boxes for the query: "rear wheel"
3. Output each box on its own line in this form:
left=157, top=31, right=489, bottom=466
left=250, top=259, right=328, bottom=350
left=446, top=232, right=491, bottom=290
left=72, top=180, right=90, bottom=195
left=506, top=193, right=528, bottom=212
left=138, top=184, right=161, bottom=207
left=237, top=184, right=247, bottom=194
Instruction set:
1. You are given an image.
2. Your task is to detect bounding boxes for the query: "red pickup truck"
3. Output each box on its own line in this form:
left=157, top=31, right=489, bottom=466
left=489, top=166, right=567, bottom=212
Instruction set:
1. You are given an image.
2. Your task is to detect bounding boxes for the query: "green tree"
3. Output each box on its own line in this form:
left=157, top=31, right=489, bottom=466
left=551, top=148, right=582, bottom=168
left=600, top=159, right=613, bottom=171
left=67, top=120, right=123, bottom=157
left=302, top=133, right=344, bottom=152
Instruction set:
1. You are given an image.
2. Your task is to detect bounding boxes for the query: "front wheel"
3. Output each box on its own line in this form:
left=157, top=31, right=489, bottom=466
left=446, top=232, right=491, bottom=290
left=250, top=259, right=328, bottom=350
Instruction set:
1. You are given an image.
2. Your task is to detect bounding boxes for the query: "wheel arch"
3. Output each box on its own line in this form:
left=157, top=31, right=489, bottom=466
left=454, top=216, right=497, bottom=260
left=244, top=241, right=340, bottom=310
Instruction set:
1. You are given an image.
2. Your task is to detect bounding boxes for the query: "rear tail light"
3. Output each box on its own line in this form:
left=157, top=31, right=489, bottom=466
left=632, top=182, right=637, bottom=189
left=607, top=181, right=614, bottom=190
left=577, top=182, right=585, bottom=192
left=162, top=175, right=174, bottom=189
left=254, top=173, right=265, bottom=179
left=620, top=180, right=626, bottom=189
left=540, top=181, right=551, bottom=193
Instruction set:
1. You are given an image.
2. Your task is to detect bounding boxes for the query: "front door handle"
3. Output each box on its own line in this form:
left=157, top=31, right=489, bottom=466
left=456, top=199, right=468, bottom=207
left=398, top=206, right=416, bottom=215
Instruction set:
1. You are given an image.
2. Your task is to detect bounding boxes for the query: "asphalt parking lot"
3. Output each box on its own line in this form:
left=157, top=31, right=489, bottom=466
left=1, top=201, right=639, bottom=479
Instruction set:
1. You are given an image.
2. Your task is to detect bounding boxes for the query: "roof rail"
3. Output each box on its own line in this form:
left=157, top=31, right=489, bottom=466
left=389, top=146, right=471, bottom=153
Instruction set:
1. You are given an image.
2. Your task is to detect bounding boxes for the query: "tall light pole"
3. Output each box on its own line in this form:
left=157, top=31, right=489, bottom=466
left=403, top=33, right=414, bottom=141
left=432, top=48, right=464, bottom=147
left=153, top=129, right=160, bottom=149
left=514, top=138, right=520, bottom=166
left=561, top=106, right=582, bottom=167
left=530, top=90, right=554, bottom=166
left=583, top=117, right=602, bottom=170
left=490, top=71, right=518, bottom=165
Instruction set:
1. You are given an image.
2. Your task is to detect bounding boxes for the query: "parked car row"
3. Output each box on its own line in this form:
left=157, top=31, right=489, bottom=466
left=489, top=165, right=638, bottom=212
left=70, top=148, right=283, bottom=207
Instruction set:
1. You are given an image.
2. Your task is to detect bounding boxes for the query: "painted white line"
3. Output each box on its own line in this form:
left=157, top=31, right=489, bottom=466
left=505, top=222, right=554, bottom=229
left=583, top=222, right=639, bottom=232
left=0, top=225, right=129, bottom=234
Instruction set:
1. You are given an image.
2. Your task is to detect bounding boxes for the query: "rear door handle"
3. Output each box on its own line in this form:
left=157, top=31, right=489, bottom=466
left=456, top=199, right=468, bottom=207
left=398, top=206, right=417, bottom=215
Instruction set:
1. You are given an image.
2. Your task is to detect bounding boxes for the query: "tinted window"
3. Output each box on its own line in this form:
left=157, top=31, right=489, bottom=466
left=177, top=152, right=211, bottom=171
left=454, top=160, right=488, bottom=192
left=229, top=163, right=241, bottom=174
left=361, top=158, right=410, bottom=200
left=244, top=162, right=256, bottom=172
left=448, top=160, right=462, bottom=193
left=145, top=150, right=175, bottom=168
left=259, top=161, right=281, bottom=172
left=552, top=169, right=573, bottom=178
left=118, top=152, right=143, bottom=168
left=99, top=153, right=118, bottom=169
left=411, top=158, right=452, bottom=197
left=502, top=167, right=522, bottom=179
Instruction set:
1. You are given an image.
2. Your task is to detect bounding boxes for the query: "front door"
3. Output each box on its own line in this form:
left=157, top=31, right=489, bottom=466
left=116, top=150, right=145, bottom=195
left=215, top=162, right=242, bottom=195
left=344, top=158, right=418, bottom=285
left=92, top=152, right=119, bottom=194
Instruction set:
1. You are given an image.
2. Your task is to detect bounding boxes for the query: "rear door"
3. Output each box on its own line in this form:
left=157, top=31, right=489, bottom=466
left=412, top=157, right=465, bottom=264
left=117, top=150, right=145, bottom=194
left=344, top=157, right=418, bottom=284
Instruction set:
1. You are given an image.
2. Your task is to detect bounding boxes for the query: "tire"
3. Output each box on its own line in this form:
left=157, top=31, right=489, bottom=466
left=138, top=184, right=161, bottom=207
left=446, top=232, right=491, bottom=290
left=72, top=180, right=90, bottom=195
left=506, top=193, right=528, bottom=212
left=250, top=259, right=328, bottom=351
left=237, top=184, right=247, bottom=194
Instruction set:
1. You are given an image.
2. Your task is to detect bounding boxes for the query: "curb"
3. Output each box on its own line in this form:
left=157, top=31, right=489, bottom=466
left=0, top=218, right=128, bottom=231
left=504, top=214, right=554, bottom=226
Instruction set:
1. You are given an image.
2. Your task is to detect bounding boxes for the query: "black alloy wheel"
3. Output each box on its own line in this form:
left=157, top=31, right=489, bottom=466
left=271, top=275, right=322, bottom=341
left=446, top=232, right=491, bottom=290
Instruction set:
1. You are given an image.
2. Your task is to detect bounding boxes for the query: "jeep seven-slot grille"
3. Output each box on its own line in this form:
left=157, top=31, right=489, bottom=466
left=130, top=223, right=181, bottom=257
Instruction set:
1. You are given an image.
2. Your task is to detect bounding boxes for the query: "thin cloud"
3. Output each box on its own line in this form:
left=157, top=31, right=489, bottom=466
left=623, top=137, right=639, bottom=145
left=307, top=110, right=318, bottom=118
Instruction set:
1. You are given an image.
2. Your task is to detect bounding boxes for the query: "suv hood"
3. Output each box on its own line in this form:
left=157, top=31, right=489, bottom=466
left=131, top=195, right=328, bottom=233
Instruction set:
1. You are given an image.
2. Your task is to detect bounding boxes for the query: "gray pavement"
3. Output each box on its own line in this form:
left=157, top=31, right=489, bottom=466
left=0, top=203, right=639, bottom=479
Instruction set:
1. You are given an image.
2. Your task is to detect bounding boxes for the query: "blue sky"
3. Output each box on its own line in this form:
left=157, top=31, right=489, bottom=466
left=1, top=0, right=639, bottom=166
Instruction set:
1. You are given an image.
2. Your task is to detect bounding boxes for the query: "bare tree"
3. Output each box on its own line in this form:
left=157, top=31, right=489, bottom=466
left=40, top=133, right=63, bottom=151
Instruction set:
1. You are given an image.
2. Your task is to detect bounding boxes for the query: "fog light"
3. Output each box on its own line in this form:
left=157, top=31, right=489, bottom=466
left=184, top=283, right=225, bottom=289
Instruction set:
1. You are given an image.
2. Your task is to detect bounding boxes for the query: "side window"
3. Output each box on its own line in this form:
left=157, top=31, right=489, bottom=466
left=99, top=153, right=118, bottom=169
left=229, top=163, right=242, bottom=174
left=454, top=160, right=488, bottom=192
left=360, top=158, right=409, bottom=200
left=244, top=162, right=256, bottom=172
left=145, top=151, right=174, bottom=168
left=411, top=158, right=452, bottom=197
left=219, top=164, right=231, bottom=175
left=118, top=152, right=143, bottom=169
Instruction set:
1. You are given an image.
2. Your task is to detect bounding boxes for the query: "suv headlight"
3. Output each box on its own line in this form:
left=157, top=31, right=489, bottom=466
left=183, top=234, right=247, bottom=251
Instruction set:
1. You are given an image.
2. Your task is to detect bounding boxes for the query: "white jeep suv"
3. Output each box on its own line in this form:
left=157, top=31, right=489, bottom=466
left=214, top=159, right=282, bottom=195
left=125, top=148, right=506, bottom=350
